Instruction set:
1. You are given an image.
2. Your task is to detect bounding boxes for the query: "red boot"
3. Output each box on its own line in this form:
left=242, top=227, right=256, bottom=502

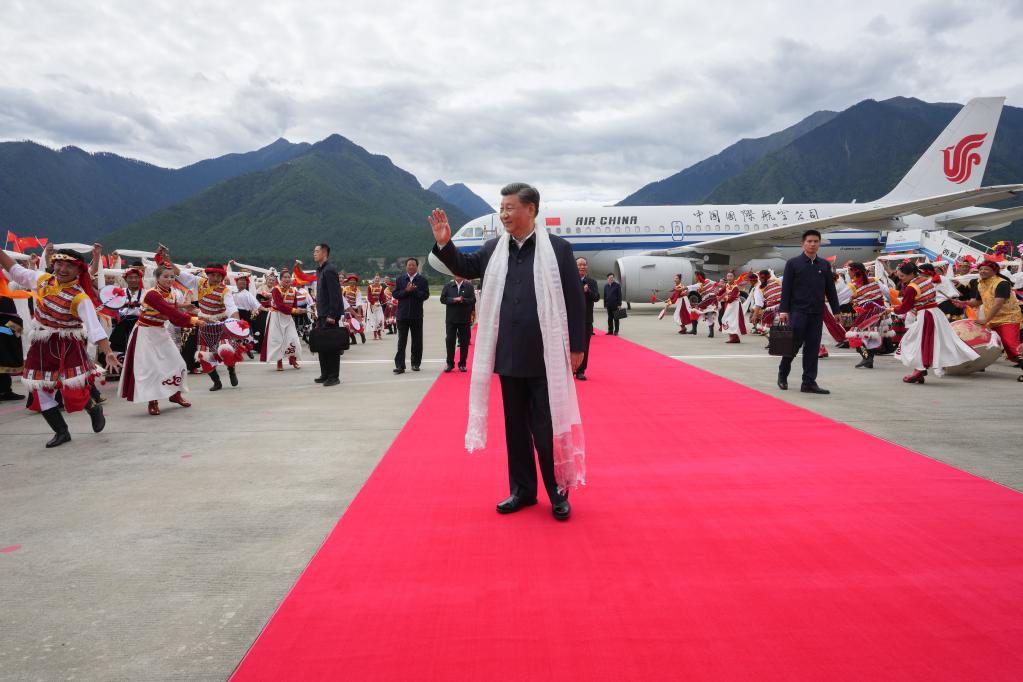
left=148, top=401, right=160, bottom=416
left=726, top=334, right=740, bottom=344
left=818, top=345, right=829, bottom=358
left=276, top=360, right=284, bottom=372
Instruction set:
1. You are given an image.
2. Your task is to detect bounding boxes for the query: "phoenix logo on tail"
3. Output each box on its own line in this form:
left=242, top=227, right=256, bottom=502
left=943, top=133, right=987, bottom=183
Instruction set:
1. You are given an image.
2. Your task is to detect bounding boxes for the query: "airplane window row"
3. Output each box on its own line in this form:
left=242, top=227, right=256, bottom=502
left=552, top=226, right=662, bottom=235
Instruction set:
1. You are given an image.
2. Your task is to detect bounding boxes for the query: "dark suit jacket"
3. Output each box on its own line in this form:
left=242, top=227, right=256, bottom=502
left=603, top=281, right=622, bottom=309
left=394, top=272, right=430, bottom=320
left=440, top=279, right=476, bottom=324
left=580, top=276, right=599, bottom=326
left=315, top=260, right=342, bottom=325
left=432, top=232, right=585, bottom=377
left=779, top=253, right=840, bottom=315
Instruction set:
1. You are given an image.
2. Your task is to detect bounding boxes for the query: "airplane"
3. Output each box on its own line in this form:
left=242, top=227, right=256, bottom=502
left=429, top=97, right=1023, bottom=302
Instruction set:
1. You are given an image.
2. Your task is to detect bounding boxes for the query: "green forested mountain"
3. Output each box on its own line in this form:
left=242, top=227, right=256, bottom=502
left=618, top=109, right=838, bottom=206
left=428, top=180, right=494, bottom=219
left=0, top=138, right=311, bottom=242
left=618, top=97, right=1023, bottom=244
left=104, top=134, right=469, bottom=271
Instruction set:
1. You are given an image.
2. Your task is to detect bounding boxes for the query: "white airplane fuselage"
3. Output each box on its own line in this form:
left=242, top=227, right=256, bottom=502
left=429, top=203, right=1005, bottom=297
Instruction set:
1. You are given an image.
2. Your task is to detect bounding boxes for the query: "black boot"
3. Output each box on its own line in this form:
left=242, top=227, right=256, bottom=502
left=690, top=322, right=698, bottom=335
left=209, top=369, right=223, bottom=391
left=855, top=349, right=874, bottom=369
left=708, top=328, right=714, bottom=339
left=41, top=407, right=72, bottom=448
left=85, top=398, right=106, bottom=433
left=227, top=366, right=238, bottom=387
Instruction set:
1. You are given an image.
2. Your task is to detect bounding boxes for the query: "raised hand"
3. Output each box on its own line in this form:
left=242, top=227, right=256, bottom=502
left=428, top=208, right=452, bottom=247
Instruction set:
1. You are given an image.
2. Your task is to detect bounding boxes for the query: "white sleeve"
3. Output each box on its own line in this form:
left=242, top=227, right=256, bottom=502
left=8, top=264, right=44, bottom=289
left=223, top=291, right=238, bottom=317
left=76, top=297, right=110, bottom=345
left=753, top=287, right=764, bottom=307
left=176, top=270, right=200, bottom=289
left=837, top=283, right=852, bottom=305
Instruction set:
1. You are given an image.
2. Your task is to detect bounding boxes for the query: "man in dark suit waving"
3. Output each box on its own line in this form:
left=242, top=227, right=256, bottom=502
left=440, top=274, right=476, bottom=372
left=777, top=229, right=841, bottom=394
left=431, top=183, right=586, bottom=521
left=393, top=257, right=430, bottom=374
left=575, top=257, right=599, bottom=380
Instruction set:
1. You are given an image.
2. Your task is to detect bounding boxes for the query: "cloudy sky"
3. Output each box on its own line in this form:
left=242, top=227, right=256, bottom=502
left=2, top=0, right=1021, bottom=204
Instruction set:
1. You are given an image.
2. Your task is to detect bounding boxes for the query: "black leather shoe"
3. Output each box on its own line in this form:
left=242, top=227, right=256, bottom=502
left=496, top=495, right=538, bottom=514
left=575, top=372, right=587, bottom=381
left=314, top=376, right=327, bottom=383
left=0, top=391, right=24, bottom=402
left=777, top=376, right=788, bottom=390
left=458, top=366, right=467, bottom=372
left=552, top=500, right=571, bottom=521
left=444, top=365, right=454, bottom=373
left=800, top=384, right=830, bottom=394
left=323, top=377, right=340, bottom=387
left=393, top=368, right=405, bottom=374
left=86, top=400, right=106, bottom=433
left=411, top=365, right=420, bottom=372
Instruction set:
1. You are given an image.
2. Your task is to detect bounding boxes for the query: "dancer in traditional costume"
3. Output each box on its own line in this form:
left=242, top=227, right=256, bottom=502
left=955, top=259, right=1022, bottom=366
left=166, top=254, right=241, bottom=391
left=106, top=264, right=146, bottom=368
left=893, top=261, right=978, bottom=384
left=718, top=272, right=747, bottom=343
left=0, top=247, right=118, bottom=447
left=342, top=274, right=367, bottom=344
left=118, top=263, right=203, bottom=415
left=366, top=274, right=386, bottom=340
left=659, top=273, right=696, bottom=334
left=752, top=270, right=782, bottom=334
left=843, top=262, right=891, bottom=369
left=262, top=268, right=303, bottom=370
left=691, top=272, right=721, bottom=337
left=383, top=277, right=398, bottom=334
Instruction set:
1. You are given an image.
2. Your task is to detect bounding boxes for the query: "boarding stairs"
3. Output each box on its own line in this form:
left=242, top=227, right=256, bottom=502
left=883, top=229, right=994, bottom=263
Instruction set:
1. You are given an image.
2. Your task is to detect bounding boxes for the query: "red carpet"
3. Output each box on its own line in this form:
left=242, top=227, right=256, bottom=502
left=232, top=334, right=1023, bottom=681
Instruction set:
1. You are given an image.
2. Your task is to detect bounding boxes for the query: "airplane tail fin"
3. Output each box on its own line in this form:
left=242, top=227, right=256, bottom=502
left=880, top=97, right=1004, bottom=202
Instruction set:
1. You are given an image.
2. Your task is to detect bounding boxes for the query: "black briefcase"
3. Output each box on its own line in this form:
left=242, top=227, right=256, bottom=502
left=308, top=326, right=350, bottom=354
left=768, top=323, right=796, bottom=357
left=614, top=308, right=628, bottom=320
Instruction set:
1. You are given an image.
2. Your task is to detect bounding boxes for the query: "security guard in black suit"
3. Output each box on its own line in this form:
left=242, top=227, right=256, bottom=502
left=431, top=183, right=585, bottom=521
left=440, top=275, right=475, bottom=372
left=777, top=229, right=840, bottom=394
left=575, top=257, right=599, bottom=380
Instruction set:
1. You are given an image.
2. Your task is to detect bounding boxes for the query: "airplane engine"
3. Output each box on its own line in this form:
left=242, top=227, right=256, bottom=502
left=615, top=256, right=695, bottom=303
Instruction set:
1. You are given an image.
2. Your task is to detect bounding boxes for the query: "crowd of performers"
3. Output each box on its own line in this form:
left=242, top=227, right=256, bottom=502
left=0, top=242, right=405, bottom=448
left=660, top=254, right=1023, bottom=384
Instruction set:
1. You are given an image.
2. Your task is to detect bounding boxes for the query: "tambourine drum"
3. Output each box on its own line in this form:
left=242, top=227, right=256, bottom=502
left=347, top=316, right=363, bottom=333
left=99, top=285, right=128, bottom=310
left=223, top=318, right=251, bottom=339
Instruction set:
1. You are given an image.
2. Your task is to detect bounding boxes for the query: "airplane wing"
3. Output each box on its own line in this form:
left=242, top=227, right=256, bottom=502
left=937, top=205, right=1023, bottom=230
left=647, top=185, right=1023, bottom=263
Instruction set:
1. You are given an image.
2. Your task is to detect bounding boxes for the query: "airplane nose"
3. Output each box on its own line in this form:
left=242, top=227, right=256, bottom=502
left=428, top=251, right=452, bottom=276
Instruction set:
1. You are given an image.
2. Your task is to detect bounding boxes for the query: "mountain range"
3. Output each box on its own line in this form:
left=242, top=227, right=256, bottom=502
left=622, top=97, right=1023, bottom=243
left=2, top=96, right=1021, bottom=269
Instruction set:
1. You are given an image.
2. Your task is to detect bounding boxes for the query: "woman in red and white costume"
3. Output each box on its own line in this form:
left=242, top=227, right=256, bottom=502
left=893, top=261, right=978, bottom=384
left=0, top=245, right=120, bottom=447
left=661, top=273, right=696, bottom=335
left=261, top=268, right=303, bottom=370
left=719, top=271, right=747, bottom=343
left=118, top=263, right=205, bottom=415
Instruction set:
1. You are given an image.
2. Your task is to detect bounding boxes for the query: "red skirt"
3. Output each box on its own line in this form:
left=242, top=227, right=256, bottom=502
left=24, top=332, right=96, bottom=413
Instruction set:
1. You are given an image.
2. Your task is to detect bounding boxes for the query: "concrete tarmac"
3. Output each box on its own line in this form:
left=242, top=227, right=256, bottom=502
left=1, top=301, right=1020, bottom=681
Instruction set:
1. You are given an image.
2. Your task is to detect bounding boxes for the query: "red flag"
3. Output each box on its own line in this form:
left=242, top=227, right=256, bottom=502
left=545, top=217, right=561, bottom=227
left=6, top=230, right=22, bottom=253
left=37, top=237, right=47, bottom=247
left=16, top=236, right=41, bottom=250
left=825, top=255, right=837, bottom=263
left=293, top=265, right=317, bottom=285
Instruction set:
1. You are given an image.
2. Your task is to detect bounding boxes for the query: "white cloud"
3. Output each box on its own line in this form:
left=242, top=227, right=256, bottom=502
left=1, top=0, right=1021, bottom=205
